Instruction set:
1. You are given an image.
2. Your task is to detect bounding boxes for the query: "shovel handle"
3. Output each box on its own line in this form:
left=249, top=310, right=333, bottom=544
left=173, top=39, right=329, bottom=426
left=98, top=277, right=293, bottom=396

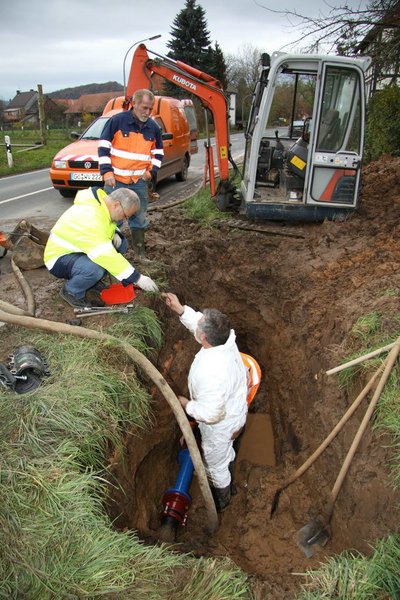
left=326, top=336, right=400, bottom=375
left=328, top=342, right=400, bottom=512
left=274, top=361, right=385, bottom=492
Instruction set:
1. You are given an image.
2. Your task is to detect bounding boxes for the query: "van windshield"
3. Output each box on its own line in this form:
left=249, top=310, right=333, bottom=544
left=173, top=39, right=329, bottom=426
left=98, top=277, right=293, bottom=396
left=80, top=117, right=110, bottom=140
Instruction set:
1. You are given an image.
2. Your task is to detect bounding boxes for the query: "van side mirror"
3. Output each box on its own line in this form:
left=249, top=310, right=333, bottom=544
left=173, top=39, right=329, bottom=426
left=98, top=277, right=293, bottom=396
left=162, top=132, right=173, bottom=141
left=70, top=131, right=80, bottom=139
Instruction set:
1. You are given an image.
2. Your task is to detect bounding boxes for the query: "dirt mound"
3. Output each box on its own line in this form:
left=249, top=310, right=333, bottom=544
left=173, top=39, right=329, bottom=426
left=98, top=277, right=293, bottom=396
left=1, top=155, right=399, bottom=598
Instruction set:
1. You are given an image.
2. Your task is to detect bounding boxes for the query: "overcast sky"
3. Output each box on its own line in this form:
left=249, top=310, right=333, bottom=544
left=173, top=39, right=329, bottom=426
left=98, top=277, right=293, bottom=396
left=0, top=0, right=368, bottom=102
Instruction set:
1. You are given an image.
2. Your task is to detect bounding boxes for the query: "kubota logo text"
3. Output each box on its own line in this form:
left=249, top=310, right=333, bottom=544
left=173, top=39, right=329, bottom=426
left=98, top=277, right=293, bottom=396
left=172, top=74, right=197, bottom=91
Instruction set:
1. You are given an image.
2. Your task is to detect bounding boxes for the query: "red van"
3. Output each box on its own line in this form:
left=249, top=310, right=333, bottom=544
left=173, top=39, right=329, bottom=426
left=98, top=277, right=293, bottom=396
left=49, top=96, right=198, bottom=197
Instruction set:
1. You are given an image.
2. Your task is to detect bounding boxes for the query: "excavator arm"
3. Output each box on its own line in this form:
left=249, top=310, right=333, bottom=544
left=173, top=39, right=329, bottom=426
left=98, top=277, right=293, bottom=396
left=126, top=44, right=237, bottom=206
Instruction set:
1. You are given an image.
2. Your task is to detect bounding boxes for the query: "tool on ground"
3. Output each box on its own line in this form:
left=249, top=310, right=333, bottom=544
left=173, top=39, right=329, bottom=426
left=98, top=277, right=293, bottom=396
left=100, top=283, right=136, bottom=305
left=74, top=303, right=134, bottom=316
left=7, top=345, right=50, bottom=394
left=77, top=308, right=131, bottom=318
left=297, top=342, right=400, bottom=557
left=270, top=361, right=386, bottom=517
left=159, top=448, right=194, bottom=542
left=0, top=230, right=41, bottom=246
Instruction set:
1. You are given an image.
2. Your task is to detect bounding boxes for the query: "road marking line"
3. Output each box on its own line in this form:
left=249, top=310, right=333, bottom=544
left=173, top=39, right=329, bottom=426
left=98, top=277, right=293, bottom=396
left=0, top=187, right=53, bottom=205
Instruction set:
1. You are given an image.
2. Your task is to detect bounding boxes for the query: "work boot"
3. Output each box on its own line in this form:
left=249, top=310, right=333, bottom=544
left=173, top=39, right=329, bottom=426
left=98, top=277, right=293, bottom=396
left=211, top=484, right=231, bottom=513
left=130, top=229, right=152, bottom=264
left=60, top=284, right=92, bottom=309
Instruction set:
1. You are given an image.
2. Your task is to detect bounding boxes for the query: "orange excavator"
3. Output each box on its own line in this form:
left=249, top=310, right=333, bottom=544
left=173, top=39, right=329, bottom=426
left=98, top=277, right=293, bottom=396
left=126, top=44, right=371, bottom=222
left=125, top=43, right=238, bottom=209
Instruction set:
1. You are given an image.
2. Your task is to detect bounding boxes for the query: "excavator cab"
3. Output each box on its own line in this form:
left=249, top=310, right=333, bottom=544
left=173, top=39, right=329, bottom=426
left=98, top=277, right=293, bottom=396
left=242, top=52, right=371, bottom=221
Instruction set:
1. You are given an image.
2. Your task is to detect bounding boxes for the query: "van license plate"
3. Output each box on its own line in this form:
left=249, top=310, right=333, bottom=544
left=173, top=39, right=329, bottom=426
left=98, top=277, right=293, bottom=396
left=71, top=172, right=102, bottom=181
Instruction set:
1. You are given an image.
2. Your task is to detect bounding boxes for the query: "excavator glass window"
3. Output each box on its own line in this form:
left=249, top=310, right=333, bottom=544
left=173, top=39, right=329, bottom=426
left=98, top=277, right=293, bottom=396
left=316, top=67, right=361, bottom=153
left=265, top=71, right=316, bottom=140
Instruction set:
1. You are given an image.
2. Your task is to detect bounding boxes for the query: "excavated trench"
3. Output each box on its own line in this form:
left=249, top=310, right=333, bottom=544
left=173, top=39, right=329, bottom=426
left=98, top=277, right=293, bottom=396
left=107, top=168, right=400, bottom=599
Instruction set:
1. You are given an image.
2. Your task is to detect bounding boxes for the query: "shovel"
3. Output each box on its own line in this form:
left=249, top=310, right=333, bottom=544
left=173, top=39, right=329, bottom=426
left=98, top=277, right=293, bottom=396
left=270, top=361, right=385, bottom=517
left=297, top=341, right=400, bottom=557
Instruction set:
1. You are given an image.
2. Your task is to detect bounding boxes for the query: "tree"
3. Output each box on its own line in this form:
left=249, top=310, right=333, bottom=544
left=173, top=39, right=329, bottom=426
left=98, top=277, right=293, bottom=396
left=254, top=0, right=400, bottom=68
left=207, top=42, right=228, bottom=89
left=225, top=44, right=266, bottom=122
left=165, top=0, right=229, bottom=132
left=167, top=0, right=212, bottom=70
left=365, top=85, right=400, bottom=160
left=165, top=0, right=228, bottom=100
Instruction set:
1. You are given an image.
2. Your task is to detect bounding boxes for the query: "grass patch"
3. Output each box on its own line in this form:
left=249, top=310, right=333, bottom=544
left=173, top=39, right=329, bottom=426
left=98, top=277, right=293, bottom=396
left=183, top=167, right=241, bottom=226
left=183, top=186, right=230, bottom=225
left=336, top=312, right=399, bottom=389
left=297, top=536, right=400, bottom=599
left=0, top=130, right=70, bottom=177
left=107, top=305, right=164, bottom=355
left=0, top=323, right=251, bottom=599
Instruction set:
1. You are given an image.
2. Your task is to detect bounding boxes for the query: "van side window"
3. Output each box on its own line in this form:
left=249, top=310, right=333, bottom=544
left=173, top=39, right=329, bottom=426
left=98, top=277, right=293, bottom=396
left=154, top=117, right=166, bottom=134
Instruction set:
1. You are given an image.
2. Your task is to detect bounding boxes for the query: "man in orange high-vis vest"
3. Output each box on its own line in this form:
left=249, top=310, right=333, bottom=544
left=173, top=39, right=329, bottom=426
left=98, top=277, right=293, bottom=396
left=99, top=89, right=163, bottom=263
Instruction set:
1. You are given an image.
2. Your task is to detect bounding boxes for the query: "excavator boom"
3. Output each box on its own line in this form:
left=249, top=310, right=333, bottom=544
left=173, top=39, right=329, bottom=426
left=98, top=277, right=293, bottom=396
left=126, top=44, right=235, bottom=201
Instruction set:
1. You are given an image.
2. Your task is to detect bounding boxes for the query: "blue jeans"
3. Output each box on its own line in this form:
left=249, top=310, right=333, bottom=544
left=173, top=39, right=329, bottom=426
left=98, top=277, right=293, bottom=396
left=50, top=253, right=106, bottom=299
left=103, top=178, right=148, bottom=230
left=50, top=237, right=128, bottom=298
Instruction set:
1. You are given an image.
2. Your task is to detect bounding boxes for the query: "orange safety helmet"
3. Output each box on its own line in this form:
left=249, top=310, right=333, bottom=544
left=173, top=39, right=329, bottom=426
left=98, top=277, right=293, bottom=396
left=240, top=352, right=262, bottom=406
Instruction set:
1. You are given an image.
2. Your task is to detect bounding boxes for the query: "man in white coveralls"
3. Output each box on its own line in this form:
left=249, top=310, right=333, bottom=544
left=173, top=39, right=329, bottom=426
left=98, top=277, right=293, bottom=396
left=164, top=292, right=248, bottom=512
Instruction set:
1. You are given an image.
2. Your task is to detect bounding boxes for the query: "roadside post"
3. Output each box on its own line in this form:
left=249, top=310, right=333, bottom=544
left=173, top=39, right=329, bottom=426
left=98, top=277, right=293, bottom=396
left=5, top=135, right=13, bottom=168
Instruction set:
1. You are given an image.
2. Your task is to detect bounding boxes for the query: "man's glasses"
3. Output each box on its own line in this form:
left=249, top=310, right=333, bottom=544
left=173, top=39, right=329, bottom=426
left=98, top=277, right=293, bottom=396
left=119, top=202, right=129, bottom=220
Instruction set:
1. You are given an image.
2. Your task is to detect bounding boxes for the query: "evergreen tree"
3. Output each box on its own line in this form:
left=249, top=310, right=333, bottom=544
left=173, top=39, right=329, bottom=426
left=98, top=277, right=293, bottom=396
left=207, top=42, right=228, bottom=89
left=164, top=0, right=229, bottom=99
left=167, top=0, right=212, bottom=69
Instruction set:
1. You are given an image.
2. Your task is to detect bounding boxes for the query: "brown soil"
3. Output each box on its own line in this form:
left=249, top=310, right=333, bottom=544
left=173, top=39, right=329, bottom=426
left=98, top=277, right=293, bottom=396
left=1, top=155, right=399, bottom=599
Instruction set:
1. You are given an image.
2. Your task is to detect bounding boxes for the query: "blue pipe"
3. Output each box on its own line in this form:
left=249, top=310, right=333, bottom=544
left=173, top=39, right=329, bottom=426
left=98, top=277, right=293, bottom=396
left=173, top=448, right=194, bottom=493
left=161, top=448, right=194, bottom=528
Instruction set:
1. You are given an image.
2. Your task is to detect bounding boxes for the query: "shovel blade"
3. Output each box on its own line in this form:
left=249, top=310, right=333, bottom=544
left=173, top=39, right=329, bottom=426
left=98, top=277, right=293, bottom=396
left=297, top=519, right=330, bottom=558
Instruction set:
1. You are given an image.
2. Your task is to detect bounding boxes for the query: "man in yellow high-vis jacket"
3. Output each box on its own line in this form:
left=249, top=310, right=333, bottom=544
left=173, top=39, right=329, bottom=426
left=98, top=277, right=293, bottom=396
left=44, top=186, right=158, bottom=308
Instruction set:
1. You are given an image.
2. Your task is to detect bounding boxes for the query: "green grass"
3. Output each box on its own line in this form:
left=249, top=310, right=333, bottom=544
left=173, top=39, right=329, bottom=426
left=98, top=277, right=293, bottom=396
left=0, top=321, right=251, bottom=599
left=183, top=186, right=229, bottom=225
left=336, top=312, right=399, bottom=389
left=297, top=536, right=400, bottom=599
left=0, top=129, right=71, bottom=177
left=183, top=170, right=240, bottom=225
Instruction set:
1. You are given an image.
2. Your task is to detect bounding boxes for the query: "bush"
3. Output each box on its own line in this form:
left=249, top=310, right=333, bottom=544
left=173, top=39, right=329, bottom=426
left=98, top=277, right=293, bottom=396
left=364, top=85, right=400, bottom=163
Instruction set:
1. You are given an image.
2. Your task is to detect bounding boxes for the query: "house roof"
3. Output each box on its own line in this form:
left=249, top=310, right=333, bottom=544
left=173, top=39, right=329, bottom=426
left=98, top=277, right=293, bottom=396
left=6, top=90, right=37, bottom=109
left=64, top=92, right=122, bottom=114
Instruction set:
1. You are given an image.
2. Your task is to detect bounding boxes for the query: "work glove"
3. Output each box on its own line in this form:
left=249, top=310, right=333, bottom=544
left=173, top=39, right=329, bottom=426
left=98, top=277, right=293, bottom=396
left=112, top=228, right=124, bottom=250
left=136, top=274, right=159, bottom=293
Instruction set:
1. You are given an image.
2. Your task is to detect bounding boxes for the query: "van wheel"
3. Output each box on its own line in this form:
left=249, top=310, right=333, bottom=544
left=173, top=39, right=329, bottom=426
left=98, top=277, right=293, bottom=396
left=176, top=156, right=189, bottom=182
left=58, top=189, right=76, bottom=198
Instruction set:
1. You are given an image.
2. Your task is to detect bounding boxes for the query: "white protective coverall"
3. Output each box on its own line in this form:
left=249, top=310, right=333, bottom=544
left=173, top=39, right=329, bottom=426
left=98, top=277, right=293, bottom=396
left=180, top=306, right=248, bottom=488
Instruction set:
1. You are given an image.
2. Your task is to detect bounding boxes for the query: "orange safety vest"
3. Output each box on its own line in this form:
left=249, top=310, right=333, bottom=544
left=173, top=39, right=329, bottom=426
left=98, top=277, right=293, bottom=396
left=240, top=352, right=262, bottom=406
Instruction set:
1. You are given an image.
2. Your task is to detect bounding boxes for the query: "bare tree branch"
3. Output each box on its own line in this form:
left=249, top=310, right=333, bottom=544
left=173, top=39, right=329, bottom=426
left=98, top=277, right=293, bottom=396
left=253, top=0, right=400, bottom=75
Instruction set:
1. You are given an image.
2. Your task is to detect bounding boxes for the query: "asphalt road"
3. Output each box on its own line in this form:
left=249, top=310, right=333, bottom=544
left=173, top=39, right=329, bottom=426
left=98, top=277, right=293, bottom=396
left=0, top=133, right=245, bottom=232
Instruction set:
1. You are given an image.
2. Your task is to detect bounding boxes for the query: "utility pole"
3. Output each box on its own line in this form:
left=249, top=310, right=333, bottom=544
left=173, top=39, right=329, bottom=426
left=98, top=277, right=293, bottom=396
left=37, top=84, right=47, bottom=146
